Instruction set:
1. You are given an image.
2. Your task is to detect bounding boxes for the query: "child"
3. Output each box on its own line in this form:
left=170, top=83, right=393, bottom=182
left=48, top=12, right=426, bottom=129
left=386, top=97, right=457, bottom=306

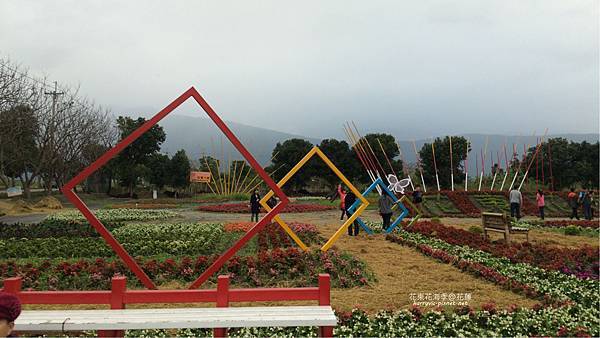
left=0, top=292, right=21, bottom=338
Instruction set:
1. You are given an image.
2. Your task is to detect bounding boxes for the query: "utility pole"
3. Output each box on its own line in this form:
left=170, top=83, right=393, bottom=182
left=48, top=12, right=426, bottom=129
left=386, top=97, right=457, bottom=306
left=44, top=81, right=64, bottom=194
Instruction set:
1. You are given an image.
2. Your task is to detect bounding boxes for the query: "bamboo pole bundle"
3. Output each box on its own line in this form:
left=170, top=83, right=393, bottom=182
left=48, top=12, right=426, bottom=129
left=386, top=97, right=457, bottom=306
left=413, top=140, right=427, bottom=192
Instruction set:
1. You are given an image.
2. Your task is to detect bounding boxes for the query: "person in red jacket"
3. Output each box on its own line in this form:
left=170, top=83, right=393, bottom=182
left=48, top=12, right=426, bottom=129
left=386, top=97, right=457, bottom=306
left=536, top=189, right=545, bottom=220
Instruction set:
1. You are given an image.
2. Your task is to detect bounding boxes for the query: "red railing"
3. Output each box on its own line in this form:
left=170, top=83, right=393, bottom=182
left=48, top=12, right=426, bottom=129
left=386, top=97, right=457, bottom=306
left=2, top=274, right=333, bottom=338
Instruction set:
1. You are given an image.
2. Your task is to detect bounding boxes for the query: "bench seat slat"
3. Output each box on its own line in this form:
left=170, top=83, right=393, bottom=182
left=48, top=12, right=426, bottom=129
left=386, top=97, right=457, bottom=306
left=16, top=306, right=337, bottom=331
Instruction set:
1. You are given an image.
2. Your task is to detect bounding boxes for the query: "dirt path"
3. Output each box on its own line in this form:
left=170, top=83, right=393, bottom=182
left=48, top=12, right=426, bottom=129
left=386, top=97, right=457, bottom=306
left=288, top=211, right=538, bottom=312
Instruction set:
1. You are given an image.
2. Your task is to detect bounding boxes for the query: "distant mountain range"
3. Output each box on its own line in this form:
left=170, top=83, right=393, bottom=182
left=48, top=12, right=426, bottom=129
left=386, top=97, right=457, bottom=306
left=138, top=115, right=597, bottom=175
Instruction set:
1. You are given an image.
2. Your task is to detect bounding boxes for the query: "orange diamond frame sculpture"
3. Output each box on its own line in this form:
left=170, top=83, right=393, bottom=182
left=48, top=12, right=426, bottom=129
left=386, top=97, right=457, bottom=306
left=260, top=146, right=369, bottom=251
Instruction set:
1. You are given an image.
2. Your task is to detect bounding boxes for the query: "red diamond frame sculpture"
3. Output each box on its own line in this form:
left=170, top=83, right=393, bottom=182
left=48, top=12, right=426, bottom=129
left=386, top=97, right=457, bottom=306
left=61, top=87, right=289, bottom=289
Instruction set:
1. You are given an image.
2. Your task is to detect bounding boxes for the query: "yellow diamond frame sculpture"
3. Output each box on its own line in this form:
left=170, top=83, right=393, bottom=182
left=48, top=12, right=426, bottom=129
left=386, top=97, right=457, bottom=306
left=260, top=146, right=369, bottom=252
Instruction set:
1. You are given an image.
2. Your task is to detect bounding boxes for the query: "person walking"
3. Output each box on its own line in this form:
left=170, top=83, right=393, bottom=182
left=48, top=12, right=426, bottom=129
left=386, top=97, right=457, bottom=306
left=344, top=192, right=359, bottom=236
left=249, top=189, right=261, bottom=222
left=0, top=292, right=21, bottom=338
left=568, top=188, right=580, bottom=220
left=536, top=189, right=545, bottom=220
left=379, top=193, right=395, bottom=231
left=509, top=185, right=522, bottom=220
left=582, top=189, right=593, bottom=220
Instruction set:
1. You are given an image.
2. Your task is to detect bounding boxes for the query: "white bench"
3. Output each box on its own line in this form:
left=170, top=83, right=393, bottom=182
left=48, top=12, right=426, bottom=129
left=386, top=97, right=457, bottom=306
left=16, top=306, right=337, bottom=332
left=4, top=274, right=336, bottom=337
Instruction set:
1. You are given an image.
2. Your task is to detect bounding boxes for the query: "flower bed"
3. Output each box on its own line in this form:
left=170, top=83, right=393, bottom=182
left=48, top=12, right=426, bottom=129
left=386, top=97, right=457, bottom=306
left=123, top=304, right=598, bottom=337
left=384, top=229, right=599, bottom=336
left=0, top=221, right=124, bottom=239
left=542, top=220, right=599, bottom=229
left=105, top=203, right=179, bottom=209
left=0, top=248, right=373, bottom=290
left=197, top=202, right=335, bottom=213
left=442, top=191, right=480, bottom=217
left=225, top=221, right=321, bottom=248
left=0, top=223, right=248, bottom=258
left=403, top=221, right=599, bottom=280
left=46, top=208, right=179, bottom=223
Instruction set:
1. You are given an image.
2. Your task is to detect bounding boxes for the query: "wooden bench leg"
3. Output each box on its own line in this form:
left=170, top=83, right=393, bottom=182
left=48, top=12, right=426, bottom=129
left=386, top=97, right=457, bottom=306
left=320, top=326, right=334, bottom=338
left=213, top=327, right=228, bottom=337
left=98, top=330, right=124, bottom=338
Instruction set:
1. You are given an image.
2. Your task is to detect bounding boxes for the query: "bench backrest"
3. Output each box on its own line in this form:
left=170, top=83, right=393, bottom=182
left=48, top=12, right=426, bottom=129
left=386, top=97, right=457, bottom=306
left=481, top=212, right=508, bottom=230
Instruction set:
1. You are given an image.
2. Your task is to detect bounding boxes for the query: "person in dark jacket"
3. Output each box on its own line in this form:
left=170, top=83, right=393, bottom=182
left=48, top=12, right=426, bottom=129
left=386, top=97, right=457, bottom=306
left=379, top=193, right=395, bottom=231
left=0, top=292, right=21, bottom=338
left=249, top=189, right=261, bottom=222
left=582, top=189, right=593, bottom=220
left=344, top=192, right=359, bottom=236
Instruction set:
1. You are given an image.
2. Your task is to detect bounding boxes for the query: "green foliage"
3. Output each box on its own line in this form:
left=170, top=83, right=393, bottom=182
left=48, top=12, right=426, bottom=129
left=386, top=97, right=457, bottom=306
left=564, top=225, right=582, bottom=236
left=314, top=138, right=361, bottom=189
left=113, top=116, right=166, bottom=196
left=145, top=153, right=170, bottom=189
left=45, top=208, right=179, bottom=223
left=168, top=149, right=191, bottom=190
left=0, top=105, right=38, bottom=192
left=526, top=138, right=599, bottom=190
left=268, top=138, right=315, bottom=191
left=360, top=133, right=404, bottom=178
left=430, top=217, right=441, bottom=224
left=419, top=136, right=470, bottom=189
left=468, top=225, right=483, bottom=234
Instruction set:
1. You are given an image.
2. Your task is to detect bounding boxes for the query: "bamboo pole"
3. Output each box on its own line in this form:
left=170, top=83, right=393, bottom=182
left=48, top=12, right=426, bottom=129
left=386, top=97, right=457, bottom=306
left=377, top=138, right=396, bottom=176
left=201, top=154, right=218, bottom=194
left=413, top=140, right=427, bottom=192
left=211, top=137, right=225, bottom=195
left=518, top=129, right=548, bottom=191
left=464, top=138, right=469, bottom=191
left=449, top=136, right=454, bottom=191
left=490, top=151, right=499, bottom=190
left=395, top=141, right=414, bottom=190
left=346, top=123, right=378, bottom=183
left=500, top=143, right=509, bottom=191
left=352, top=122, right=384, bottom=176
left=431, top=141, right=441, bottom=191
left=478, top=136, right=488, bottom=191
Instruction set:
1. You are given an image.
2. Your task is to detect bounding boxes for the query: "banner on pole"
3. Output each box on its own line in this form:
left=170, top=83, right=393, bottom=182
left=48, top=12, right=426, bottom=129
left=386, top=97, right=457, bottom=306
left=190, top=171, right=211, bottom=183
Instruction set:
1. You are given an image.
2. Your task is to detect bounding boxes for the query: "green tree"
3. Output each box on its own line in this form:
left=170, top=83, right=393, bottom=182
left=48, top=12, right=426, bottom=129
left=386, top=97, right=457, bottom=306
left=524, top=138, right=599, bottom=190
left=146, top=153, right=170, bottom=189
left=267, top=138, right=314, bottom=192
left=114, top=116, right=166, bottom=197
left=315, top=139, right=361, bottom=189
left=419, top=136, right=470, bottom=190
left=0, top=105, right=39, bottom=197
left=168, top=149, right=191, bottom=193
left=361, top=133, right=404, bottom=181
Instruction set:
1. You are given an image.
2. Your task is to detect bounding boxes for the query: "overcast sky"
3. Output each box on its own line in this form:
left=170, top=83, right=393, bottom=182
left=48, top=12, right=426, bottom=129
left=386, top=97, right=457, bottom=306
left=1, top=1, right=598, bottom=139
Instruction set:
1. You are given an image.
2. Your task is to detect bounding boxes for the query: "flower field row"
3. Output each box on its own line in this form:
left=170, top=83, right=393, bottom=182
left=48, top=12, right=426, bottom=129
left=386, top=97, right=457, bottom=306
left=403, top=221, right=599, bottom=279
left=0, top=220, right=124, bottom=239
left=225, top=221, right=321, bottom=248
left=105, top=203, right=180, bottom=209
left=0, top=222, right=234, bottom=258
left=119, top=304, right=596, bottom=337
left=0, top=248, right=374, bottom=290
left=45, top=208, right=179, bottom=223
left=385, top=229, right=599, bottom=336
left=196, top=202, right=336, bottom=213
